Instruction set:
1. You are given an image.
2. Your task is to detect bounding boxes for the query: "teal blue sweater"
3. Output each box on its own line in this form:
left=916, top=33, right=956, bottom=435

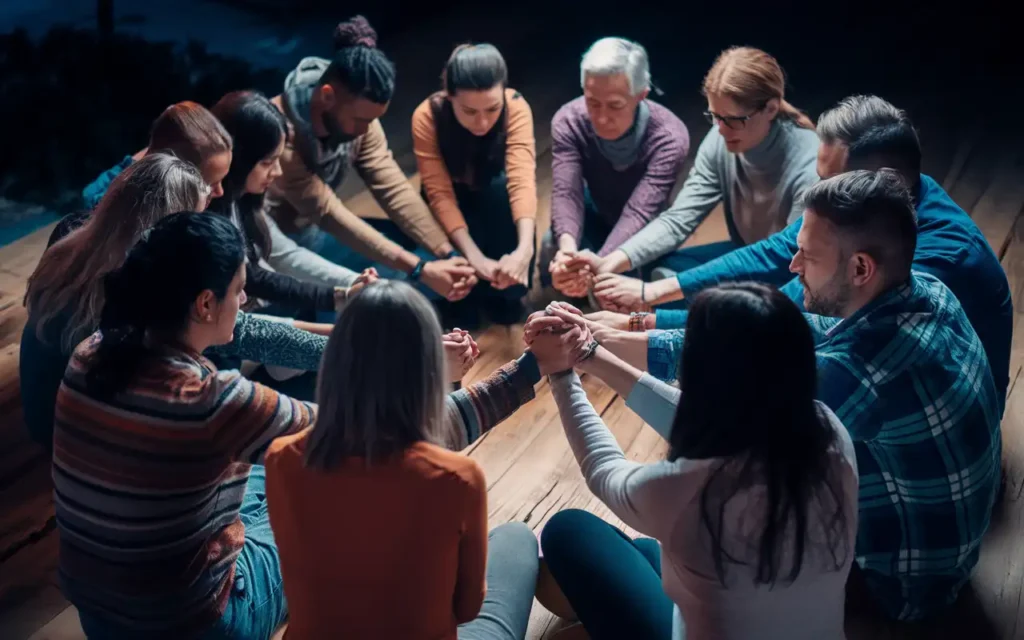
left=653, top=174, right=1012, bottom=407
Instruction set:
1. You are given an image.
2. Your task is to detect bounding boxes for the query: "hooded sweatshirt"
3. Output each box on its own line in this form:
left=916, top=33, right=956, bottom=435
left=265, top=57, right=450, bottom=266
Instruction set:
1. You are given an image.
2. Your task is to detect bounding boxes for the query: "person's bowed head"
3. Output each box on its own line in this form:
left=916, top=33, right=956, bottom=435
left=523, top=302, right=600, bottom=376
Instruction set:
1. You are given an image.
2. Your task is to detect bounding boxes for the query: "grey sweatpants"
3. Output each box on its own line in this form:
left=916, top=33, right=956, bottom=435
left=458, top=522, right=540, bottom=640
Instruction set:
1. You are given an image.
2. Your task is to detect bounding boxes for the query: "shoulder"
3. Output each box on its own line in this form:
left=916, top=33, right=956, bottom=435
left=645, top=100, right=687, bottom=135
left=264, top=428, right=310, bottom=467
left=781, top=121, right=821, bottom=164
left=410, top=442, right=487, bottom=491
left=412, top=95, right=438, bottom=128
left=552, top=97, right=586, bottom=129
left=505, top=88, right=533, bottom=118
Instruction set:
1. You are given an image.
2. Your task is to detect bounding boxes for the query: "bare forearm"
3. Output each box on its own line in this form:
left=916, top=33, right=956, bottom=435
left=576, top=346, right=644, bottom=397
left=558, top=233, right=578, bottom=253
left=646, top=277, right=684, bottom=306
left=293, top=320, right=333, bottom=336
left=515, top=218, right=536, bottom=253
left=601, top=250, right=633, bottom=274
left=595, top=330, right=648, bottom=371
left=451, top=228, right=489, bottom=263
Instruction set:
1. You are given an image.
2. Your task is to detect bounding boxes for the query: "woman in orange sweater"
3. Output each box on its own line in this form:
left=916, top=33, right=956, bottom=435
left=264, top=280, right=541, bottom=639
left=413, top=44, right=537, bottom=326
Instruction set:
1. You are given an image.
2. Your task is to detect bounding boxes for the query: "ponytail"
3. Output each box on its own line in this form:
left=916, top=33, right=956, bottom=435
left=86, top=266, right=152, bottom=399
left=83, top=212, right=246, bottom=399
left=778, top=99, right=815, bottom=130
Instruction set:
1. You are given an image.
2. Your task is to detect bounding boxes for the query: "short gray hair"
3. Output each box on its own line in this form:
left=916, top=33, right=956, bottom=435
left=305, top=280, right=447, bottom=469
left=580, top=37, right=650, bottom=96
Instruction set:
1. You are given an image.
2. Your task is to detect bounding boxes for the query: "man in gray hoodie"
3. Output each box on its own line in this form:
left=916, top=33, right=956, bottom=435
left=265, top=15, right=477, bottom=302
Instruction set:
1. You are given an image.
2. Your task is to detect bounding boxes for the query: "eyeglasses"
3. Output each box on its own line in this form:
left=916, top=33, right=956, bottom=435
left=703, top=104, right=765, bottom=130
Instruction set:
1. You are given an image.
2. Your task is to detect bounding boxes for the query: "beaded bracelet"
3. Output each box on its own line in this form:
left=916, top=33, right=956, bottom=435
left=628, top=312, right=651, bottom=332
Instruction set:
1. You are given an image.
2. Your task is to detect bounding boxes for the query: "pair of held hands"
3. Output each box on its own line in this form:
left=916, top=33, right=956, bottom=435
left=548, top=251, right=651, bottom=313
left=523, top=301, right=603, bottom=376
left=471, top=247, right=532, bottom=291
left=438, top=302, right=608, bottom=384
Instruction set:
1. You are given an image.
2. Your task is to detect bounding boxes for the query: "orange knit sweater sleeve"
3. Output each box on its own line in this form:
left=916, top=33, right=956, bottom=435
left=453, top=458, right=488, bottom=623
left=503, top=89, right=538, bottom=223
left=412, top=98, right=466, bottom=234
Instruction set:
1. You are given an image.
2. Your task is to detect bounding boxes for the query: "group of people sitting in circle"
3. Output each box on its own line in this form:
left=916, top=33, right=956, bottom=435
left=16, top=11, right=1011, bottom=640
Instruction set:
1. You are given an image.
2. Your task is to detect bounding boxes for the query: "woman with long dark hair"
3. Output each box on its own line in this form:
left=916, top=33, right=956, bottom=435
left=54, top=212, right=316, bottom=639
left=526, top=284, right=858, bottom=639
left=413, top=43, right=537, bottom=324
left=209, top=90, right=367, bottom=318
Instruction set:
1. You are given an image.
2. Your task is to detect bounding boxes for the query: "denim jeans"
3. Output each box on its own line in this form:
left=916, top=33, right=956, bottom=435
left=77, top=466, right=287, bottom=640
left=203, top=465, right=288, bottom=640
left=540, top=509, right=676, bottom=640
left=457, top=522, right=540, bottom=640
left=288, top=219, right=439, bottom=315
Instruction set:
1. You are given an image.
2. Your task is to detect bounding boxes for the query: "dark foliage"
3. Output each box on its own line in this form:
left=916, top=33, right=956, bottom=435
left=0, top=27, right=282, bottom=211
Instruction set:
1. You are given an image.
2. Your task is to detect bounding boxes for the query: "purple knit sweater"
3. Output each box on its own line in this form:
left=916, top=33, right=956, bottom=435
left=550, top=97, right=690, bottom=256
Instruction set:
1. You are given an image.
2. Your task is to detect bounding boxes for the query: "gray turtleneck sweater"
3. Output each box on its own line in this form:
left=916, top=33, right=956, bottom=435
left=617, top=119, right=820, bottom=268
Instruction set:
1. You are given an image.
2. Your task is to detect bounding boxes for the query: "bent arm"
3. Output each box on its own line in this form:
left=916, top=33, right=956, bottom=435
left=614, top=131, right=724, bottom=269
left=265, top=212, right=358, bottom=288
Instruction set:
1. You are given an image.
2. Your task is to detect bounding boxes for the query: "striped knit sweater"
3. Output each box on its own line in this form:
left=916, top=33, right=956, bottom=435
left=53, top=333, right=317, bottom=636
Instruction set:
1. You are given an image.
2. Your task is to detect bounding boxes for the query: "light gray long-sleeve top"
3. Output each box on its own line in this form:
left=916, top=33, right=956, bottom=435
left=549, top=371, right=859, bottom=640
left=617, top=119, right=820, bottom=268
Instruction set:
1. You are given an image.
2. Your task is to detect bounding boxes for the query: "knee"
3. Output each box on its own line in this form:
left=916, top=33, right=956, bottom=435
left=491, top=521, right=539, bottom=557
left=540, top=509, right=598, bottom=557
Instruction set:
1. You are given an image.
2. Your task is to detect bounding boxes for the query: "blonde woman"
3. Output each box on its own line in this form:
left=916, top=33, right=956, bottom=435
left=265, top=281, right=548, bottom=639
left=577, top=46, right=820, bottom=311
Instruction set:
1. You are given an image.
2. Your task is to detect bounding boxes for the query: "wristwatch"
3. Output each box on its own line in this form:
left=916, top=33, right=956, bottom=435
left=408, top=259, right=425, bottom=282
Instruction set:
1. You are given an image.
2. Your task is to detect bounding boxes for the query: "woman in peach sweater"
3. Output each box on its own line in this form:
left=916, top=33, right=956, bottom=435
left=264, top=281, right=545, bottom=639
left=412, top=44, right=537, bottom=325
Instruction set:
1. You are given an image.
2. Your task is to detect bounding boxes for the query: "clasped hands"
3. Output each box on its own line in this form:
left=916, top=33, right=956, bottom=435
left=523, top=301, right=601, bottom=376
left=443, top=328, right=480, bottom=382
left=549, top=251, right=651, bottom=313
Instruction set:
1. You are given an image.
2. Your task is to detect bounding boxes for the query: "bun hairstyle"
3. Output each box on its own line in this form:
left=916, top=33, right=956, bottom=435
left=333, top=14, right=378, bottom=49
left=322, top=15, right=396, bottom=105
left=85, top=212, right=245, bottom=399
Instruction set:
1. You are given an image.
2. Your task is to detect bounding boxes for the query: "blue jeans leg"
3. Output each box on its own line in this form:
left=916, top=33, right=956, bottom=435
left=289, top=223, right=439, bottom=303
left=204, top=465, right=288, bottom=640
left=457, top=522, right=540, bottom=640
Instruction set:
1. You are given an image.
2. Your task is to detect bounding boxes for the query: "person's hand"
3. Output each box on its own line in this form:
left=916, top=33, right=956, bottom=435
left=584, top=310, right=631, bottom=331
left=525, top=312, right=596, bottom=376
left=493, top=247, right=532, bottom=290
left=468, top=255, right=501, bottom=283
left=593, top=273, right=651, bottom=313
left=422, top=258, right=478, bottom=302
left=333, top=268, right=380, bottom=311
left=443, top=328, right=479, bottom=382
left=549, top=250, right=592, bottom=297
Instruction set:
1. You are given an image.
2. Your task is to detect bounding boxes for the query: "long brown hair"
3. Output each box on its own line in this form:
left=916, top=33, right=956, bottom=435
left=26, top=153, right=209, bottom=352
left=148, top=101, right=233, bottom=166
left=305, top=281, right=446, bottom=469
left=703, top=46, right=814, bottom=130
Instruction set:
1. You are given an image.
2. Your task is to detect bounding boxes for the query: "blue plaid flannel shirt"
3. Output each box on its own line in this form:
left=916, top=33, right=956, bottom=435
left=647, top=272, right=1002, bottom=620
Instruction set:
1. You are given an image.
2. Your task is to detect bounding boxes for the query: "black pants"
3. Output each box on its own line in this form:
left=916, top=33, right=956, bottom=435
left=541, top=509, right=676, bottom=639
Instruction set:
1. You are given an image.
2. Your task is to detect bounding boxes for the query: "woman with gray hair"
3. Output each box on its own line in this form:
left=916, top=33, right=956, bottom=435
left=264, top=280, right=549, bottom=639
left=544, top=36, right=690, bottom=297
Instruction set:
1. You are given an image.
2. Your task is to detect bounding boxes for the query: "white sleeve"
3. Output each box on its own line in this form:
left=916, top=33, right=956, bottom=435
left=624, top=373, right=681, bottom=439
left=265, top=212, right=359, bottom=287
left=549, top=371, right=686, bottom=540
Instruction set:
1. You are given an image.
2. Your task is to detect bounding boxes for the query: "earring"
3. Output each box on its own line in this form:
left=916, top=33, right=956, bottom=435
left=206, top=314, right=212, bottom=321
